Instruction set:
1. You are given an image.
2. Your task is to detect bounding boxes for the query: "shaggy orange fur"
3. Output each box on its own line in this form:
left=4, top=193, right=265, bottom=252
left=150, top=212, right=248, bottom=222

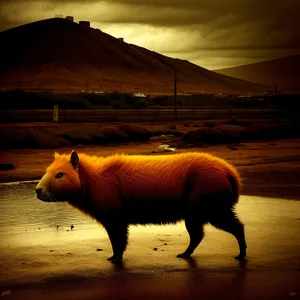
left=36, top=151, right=247, bottom=263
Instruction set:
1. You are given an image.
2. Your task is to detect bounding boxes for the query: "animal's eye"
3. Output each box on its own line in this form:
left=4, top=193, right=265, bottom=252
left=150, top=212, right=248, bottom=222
left=55, top=172, right=64, bottom=179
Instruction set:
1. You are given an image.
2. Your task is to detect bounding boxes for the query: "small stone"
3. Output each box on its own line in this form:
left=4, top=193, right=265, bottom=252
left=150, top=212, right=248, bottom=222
left=0, top=164, right=15, bottom=171
left=164, top=243, right=168, bottom=245
left=96, top=248, right=103, bottom=251
left=50, top=250, right=54, bottom=252
left=228, top=145, right=238, bottom=150
left=153, top=247, right=158, bottom=251
left=1, top=290, right=11, bottom=297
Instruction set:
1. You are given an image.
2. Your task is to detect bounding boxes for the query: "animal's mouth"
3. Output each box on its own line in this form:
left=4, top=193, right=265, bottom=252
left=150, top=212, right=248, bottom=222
left=37, top=192, right=60, bottom=202
left=37, top=195, right=55, bottom=202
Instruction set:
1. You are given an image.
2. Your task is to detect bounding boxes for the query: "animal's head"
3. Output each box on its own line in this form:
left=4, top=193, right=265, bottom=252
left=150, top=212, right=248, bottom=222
left=35, top=150, right=81, bottom=202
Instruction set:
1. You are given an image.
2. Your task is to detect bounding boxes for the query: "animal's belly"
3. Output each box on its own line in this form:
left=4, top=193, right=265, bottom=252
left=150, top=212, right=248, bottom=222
left=125, top=198, right=184, bottom=225
left=120, top=177, right=187, bottom=224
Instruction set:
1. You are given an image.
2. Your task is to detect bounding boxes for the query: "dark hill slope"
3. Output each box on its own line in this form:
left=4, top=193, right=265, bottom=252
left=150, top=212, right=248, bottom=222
left=1, top=18, right=265, bottom=94
left=215, top=55, right=300, bottom=94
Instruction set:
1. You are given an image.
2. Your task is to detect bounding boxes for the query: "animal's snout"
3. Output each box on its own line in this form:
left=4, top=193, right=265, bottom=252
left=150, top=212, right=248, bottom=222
left=35, top=188, right=43, bottom=196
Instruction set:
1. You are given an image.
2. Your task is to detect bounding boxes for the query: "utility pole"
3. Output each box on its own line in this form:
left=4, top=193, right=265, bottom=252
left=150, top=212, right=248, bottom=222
left=86, top=80, right=89, bottom=93
left=173, top=69, right=177, bottom=113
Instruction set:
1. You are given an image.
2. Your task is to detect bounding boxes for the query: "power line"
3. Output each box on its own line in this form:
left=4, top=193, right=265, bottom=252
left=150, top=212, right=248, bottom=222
left=173, top=69, right=177, bottom=113
left=173, top=69, right=181, bottom=113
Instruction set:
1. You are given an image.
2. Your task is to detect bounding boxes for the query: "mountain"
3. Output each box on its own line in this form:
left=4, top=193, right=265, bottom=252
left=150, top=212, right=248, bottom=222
left=214, top=56, right=300, bottom=94
left=0, top=18, right=266, bottom=94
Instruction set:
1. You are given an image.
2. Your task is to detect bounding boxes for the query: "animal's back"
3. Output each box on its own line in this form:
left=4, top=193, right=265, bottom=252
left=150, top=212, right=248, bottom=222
left=113, top=152, right=240, bottom=204
left=81, top=152, right=241, bottom=224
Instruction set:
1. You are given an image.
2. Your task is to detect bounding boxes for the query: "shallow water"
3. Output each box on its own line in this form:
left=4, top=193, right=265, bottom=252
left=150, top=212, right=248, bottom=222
left=0, top=182, right=102, bottom=246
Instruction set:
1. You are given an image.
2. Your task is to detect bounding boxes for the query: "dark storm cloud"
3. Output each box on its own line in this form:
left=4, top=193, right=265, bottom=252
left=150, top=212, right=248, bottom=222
left=0, top=0, right=299, bottom=69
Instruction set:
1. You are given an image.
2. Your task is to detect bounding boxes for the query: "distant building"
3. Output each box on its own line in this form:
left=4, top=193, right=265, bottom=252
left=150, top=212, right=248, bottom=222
left=118, top=37, right=124, bottom=42
left=215, top=93, right=227, bottom=98
left=133, top=93, right=147, bottom=98
left=66, top=16, right=74, bottom=22
left=79, top=21, right=90, bottom=28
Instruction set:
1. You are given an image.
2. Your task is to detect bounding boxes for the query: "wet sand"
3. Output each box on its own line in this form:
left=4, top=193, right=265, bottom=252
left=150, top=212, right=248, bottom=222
left=1, top=137, right=300, bottom=299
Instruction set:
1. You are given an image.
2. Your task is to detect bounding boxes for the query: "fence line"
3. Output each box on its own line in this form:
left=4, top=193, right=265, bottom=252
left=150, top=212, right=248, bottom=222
left=0, top=107, right=289, bottom=123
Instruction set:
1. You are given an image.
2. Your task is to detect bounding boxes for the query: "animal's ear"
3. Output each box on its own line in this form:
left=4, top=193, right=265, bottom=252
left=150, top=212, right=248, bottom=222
left=70, top=150, right=79, bottom=168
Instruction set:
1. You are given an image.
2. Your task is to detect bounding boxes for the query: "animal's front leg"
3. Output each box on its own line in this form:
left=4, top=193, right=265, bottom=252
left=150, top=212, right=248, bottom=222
left=102, top=217, right=129, bottom=263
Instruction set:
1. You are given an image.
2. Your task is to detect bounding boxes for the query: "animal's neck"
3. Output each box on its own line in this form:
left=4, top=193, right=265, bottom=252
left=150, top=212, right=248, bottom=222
left=78, top=154, right=106, bottom=173
left=69, top=166, right=96, bottom=216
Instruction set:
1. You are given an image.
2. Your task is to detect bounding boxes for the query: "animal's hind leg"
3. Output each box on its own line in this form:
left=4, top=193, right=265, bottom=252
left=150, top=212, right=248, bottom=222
left=209, top=209, right=247, bottom=260
left=177, top=216, right=206, bottom=258
left=102, top=218, right=129, bottom=263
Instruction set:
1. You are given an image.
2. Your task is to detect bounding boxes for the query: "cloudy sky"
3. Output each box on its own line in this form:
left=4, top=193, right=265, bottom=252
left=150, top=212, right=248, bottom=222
left=1, top=0, right=299, bottom=69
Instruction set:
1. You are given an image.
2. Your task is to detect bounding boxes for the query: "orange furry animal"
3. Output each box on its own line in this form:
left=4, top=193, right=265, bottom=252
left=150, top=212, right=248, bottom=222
left=35, top=150, right=247, bottom=263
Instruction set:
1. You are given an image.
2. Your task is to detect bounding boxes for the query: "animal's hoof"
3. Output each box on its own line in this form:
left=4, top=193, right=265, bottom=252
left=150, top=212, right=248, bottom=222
left=107, top=255, right=123, bottom=263
left=177, top=253, right=191, bottom=258
left=111, top=258, right=123, bottom=264
left=235, top=253, right=246, bottom=260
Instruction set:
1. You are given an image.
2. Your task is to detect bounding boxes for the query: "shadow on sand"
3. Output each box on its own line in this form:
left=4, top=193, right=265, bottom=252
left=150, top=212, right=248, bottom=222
left=178, top=257, right=248, bottom=299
